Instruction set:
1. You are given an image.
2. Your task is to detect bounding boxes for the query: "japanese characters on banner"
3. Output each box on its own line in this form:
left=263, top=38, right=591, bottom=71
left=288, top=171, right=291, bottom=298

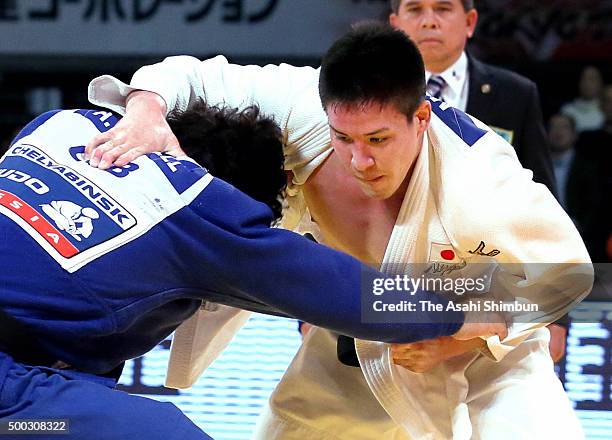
left=0, top=0, right=389, bottom=57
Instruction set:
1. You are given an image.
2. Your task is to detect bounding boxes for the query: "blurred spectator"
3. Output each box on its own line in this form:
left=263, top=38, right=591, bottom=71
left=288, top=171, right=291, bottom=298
left=389, top=0, right=557, bottom=197
left=566, top=85, right=612, bottom=263
left=561, top=65, right=604, bottom=133
left=548, top=113, right=577, bottom=209
left=473, top=1, right=612, bottom=62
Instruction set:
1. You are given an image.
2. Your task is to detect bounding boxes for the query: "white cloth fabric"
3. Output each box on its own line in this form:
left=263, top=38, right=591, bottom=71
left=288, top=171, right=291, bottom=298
left=351, top=110, right=590, bottom=439
left=165, top=302, right=251, bottom=389
left=88, top=56, right=593, bottom=439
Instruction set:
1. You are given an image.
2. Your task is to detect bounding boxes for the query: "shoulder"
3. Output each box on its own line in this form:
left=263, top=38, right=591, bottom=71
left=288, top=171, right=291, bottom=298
left=469, top=57, right=537, bottom=94
left=10, top=109, right=100, bottom=147
left=428, top=99, right=489, bottom=147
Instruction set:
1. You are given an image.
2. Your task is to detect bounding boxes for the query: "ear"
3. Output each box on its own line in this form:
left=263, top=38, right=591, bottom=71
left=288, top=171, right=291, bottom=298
left=414, top=100, right=431, bottom=136
left=466, top=9, right=478, bottom=39
left=389, top=13, right=399, bottom=29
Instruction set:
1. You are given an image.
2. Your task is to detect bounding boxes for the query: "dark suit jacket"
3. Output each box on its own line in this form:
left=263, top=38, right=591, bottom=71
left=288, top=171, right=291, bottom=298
left=466, top=56, right=558, bottom=197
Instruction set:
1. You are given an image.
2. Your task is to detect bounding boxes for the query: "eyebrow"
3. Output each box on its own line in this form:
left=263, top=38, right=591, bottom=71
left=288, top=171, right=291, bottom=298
left=403, top=0, right=454, bottom=7
left=329, top=125, right=390, bottom=136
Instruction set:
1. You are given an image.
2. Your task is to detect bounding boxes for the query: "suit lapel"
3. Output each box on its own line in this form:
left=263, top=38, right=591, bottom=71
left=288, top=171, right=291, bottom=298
left=466, top=56, right=494, bottom=118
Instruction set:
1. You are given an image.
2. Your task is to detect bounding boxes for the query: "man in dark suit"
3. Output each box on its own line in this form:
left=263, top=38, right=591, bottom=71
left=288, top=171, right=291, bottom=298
left=389, top=0, right=557, bottom=196
left=466, top=58, right=557, bottom=192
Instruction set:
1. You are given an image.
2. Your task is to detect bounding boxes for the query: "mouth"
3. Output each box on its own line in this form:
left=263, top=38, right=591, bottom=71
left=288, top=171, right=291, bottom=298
left=356, top=175, right=384, bottom=183
left=418, top=38, right=442, bottom=45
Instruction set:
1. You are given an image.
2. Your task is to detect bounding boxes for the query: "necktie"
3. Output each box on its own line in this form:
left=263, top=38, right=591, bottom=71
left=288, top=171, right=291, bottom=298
left=427, top=75, right=447, bottom=100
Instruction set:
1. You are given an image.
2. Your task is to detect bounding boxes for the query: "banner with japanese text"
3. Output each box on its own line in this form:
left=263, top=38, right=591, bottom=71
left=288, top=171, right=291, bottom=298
left=0, top=0, right=389, bottom=57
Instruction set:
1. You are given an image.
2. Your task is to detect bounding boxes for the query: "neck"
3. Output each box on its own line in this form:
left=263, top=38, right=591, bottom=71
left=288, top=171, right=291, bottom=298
left=426, top=52, right=464, bottom=75
left=385, top=135, right=424, bottom=214
left=386, top=170, right=411, bottom=214
left=551, top=149, right=571, bottom=159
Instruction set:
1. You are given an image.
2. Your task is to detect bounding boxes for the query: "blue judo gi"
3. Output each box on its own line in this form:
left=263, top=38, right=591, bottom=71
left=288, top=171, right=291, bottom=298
left=0, top=110, right=463, bottom=439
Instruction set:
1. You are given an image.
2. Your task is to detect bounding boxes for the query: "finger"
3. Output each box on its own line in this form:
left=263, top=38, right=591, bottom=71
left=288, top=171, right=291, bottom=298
left=98, top=145, right=133, bottom=169
left=392, top=350, right=420, bottom=363
left=393, top=358, right=411, bottom=367
left=390, top=348, right=404, bottom=358
left=390, top=344, right=402, bottom=354
left=391, top=342, right=415, bottom=351
left=85, top=131, right=112, bottom=160
left=483, top=323, right=507, bottom=341
left=89, top=140, right=116, bottom=167
left=114, top=148, right=146, bottom=168
left=394, top=360, right=423, bottom=373
left=390, top=345, right=413, bottom=357
left=392, top=354, right=407, bottom=363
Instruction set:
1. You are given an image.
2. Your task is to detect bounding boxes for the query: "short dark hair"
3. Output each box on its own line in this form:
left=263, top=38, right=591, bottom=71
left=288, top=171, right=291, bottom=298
left=319, top=23, right=425, bottom=118
left=390, top=0, right=475, bottom=14
left=167, top=101, right=286, bottom=222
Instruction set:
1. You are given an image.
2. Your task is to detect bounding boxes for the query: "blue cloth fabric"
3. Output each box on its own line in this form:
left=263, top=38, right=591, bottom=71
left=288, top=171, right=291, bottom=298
left=0, top=109, right=464, bottom=436
left=0, top=353, right=212, bottom=439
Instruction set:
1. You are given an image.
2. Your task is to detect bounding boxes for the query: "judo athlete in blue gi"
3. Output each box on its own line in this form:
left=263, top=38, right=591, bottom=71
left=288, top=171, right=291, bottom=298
left=0, top=104, right=491, bottom=439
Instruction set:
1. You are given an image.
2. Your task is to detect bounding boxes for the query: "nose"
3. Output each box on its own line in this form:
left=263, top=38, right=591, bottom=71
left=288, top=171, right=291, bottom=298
left=420, top=8, right=439, bottom=29
left=350, top=144, right=375, bottom=173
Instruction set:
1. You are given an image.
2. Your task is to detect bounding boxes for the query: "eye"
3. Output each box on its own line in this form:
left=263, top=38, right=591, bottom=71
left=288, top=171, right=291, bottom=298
left=435, top=5, right=453, bottom=12
left=368, top=137, right=388, bottom=145
left=405, top=6, right=422, bottom=14
left=334, top=133, right=352, bottom=143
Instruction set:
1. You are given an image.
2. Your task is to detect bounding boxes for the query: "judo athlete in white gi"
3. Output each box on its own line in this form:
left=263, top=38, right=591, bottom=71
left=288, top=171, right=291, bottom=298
left=85, top=25, right=593, bottom=440
left=0, top=102, right=499, bottom=439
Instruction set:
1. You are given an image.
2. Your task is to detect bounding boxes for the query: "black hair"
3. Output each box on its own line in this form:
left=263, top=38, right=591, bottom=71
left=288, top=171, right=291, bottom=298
left=549, top=113, right=576, bottom=132
left=319, top=23, right=426, bottom=119
left=390, top=0, right=474, bottom=14
left=167, top=101, right=286, bottom=222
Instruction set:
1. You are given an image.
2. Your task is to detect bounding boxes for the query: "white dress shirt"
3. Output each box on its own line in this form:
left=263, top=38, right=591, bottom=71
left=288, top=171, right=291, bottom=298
left=425, top=51, right=469, bottom=111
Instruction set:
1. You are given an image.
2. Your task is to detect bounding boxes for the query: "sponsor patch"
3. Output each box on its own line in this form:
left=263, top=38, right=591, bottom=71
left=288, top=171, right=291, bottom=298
left=0, top=144, right=136, bottom=259
left=490, top=126, right=514, bottom=145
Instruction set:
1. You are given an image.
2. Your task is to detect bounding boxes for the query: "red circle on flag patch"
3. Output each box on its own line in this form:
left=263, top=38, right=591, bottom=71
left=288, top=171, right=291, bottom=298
left=440, top=250, right=455, bottom=260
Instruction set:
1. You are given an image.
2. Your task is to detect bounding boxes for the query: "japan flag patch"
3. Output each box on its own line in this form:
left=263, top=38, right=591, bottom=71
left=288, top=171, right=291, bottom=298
left=429, top=242, right=462, bottom=263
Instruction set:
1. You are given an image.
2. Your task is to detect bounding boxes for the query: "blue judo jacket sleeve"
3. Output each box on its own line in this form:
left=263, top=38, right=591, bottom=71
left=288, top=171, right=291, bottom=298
left=184, top=178, right=465, bottom=344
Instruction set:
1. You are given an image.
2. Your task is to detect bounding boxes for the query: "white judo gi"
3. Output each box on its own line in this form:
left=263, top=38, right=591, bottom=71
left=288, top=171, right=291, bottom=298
left=88, top=55, right=593, bottom=440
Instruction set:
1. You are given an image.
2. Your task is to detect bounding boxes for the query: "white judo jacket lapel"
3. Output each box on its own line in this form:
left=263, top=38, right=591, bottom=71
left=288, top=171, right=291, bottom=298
left=356, top=107, right=592, bottom=439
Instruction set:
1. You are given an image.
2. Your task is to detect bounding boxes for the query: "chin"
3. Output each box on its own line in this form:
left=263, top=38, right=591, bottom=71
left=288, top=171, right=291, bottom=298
left=359, top=184, right=392, bottom=200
